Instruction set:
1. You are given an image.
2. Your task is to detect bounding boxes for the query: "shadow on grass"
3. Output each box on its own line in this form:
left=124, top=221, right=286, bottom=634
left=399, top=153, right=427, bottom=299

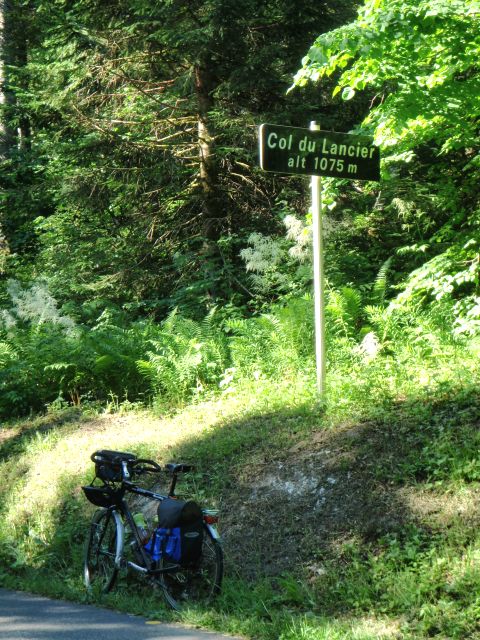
left=0, top=408, right=84, bottom=463
left=3, top=383, right=480, bottom=637
left=150, top=384, right=480, bottom=622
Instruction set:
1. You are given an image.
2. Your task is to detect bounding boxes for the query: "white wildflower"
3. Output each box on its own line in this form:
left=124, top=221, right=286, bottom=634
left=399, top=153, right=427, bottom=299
left=354, top=331, right=381, bottom=362
left=2, top=280, right=77, bottom=335
left=240, top=233, right=284, bottom=273
left=284, top=214, right=311, bottom=262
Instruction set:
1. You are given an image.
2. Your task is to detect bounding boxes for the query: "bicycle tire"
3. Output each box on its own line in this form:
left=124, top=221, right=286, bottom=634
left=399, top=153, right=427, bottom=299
left=84, top=508, right=123, bottom=593
left=158, top=525, right=223, bottom=611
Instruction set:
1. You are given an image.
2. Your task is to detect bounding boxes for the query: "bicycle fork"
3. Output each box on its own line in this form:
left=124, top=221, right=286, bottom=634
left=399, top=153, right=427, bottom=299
left=98, top=509, right=125, bottom=570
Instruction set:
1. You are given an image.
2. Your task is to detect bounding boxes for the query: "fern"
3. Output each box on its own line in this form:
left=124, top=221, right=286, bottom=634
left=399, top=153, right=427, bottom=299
left=226, top=297, right=313, bottom=378
left=327, top=286, right=363, bottom=338
left=136, top=360, right=158, bottom=385
left=0, top=342, right=16, bottom=366
left=137, top=309, right=230, bottom=403
left=341, top=287, right=362, bottom=328
left=372, top=257, right=393, bottom=305
left=44, top=362, right=75, bottom=372
left=224, top=318, right=249, bottom=334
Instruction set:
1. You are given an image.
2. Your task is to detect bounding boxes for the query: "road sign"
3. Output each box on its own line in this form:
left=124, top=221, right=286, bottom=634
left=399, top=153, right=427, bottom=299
left=259, top=123, right=380, bottom=181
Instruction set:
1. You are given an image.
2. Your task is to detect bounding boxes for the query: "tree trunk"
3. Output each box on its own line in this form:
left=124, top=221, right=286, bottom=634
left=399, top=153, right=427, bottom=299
left=16, top=31, right=30, bottom=152
left=0, top=0, right=17, bottom=160
left=194, top=60, right=222, bottom=242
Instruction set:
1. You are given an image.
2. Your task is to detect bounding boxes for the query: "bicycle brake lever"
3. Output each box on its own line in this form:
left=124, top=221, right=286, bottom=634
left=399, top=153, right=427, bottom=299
left=121, top=460, right=131, bottom=480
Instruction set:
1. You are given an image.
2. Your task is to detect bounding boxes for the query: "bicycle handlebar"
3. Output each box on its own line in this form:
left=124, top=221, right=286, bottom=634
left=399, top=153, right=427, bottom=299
left=131, top=458, right=163, bottom=474
left=89, top=450, right=191, bottom=484
left=90, top=450, right=136, bottom=464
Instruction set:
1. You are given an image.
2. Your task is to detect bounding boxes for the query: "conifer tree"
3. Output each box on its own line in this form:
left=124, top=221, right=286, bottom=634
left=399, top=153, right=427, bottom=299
left=2, top=0, right=355, bottom=314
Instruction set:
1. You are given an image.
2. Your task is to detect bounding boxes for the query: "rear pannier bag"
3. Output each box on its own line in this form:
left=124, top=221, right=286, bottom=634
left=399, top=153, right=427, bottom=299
left=145, top=498, right=204, bottom=566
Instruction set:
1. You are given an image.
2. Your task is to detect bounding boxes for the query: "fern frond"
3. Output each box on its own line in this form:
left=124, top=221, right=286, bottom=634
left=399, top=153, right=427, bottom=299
left=372, top=257, right=393, bottom=305
left=44, top=362, right=75, bottom=371
left=163, top=308, right=179, bottom=332
left=0, top=342, right=16, bottom=366
left=224, top=318, right=249, bottom=334
left=326, top=286, right=363, bottom=337
left=341, top=287, right=362, bottom=326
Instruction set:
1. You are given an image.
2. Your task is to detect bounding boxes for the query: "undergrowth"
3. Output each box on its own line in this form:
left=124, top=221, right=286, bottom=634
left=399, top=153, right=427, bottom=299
left=0, top=298, right=479, bottom=639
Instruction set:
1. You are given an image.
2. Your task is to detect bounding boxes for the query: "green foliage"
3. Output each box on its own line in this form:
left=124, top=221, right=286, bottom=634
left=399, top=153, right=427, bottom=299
left=0, top=274, right=470, bottom=418
left=0, top=282, right=155, bottom=416
left=226, top=296, right=314, bottom=379
left=137, top=308, right=230, bottom=404
left=308, top=530, right=480, bottom=638
left=295, top=0, right=480, bottom=154
left=294, top=0, right=480, bottom=333
left=326, top=286, right=363, bottom=339
left=371, top=257, right=392, bottom=305
left=0, top=0, right=355, bottom=317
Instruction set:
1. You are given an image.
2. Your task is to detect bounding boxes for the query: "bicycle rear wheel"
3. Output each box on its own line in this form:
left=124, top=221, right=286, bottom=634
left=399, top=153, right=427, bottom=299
left=84, top=508, right=123, bottom=593
left=158, top=526, right=223, bottom=611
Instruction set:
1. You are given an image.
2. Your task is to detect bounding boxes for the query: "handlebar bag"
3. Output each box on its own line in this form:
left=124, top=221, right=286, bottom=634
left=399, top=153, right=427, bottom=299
left=91, top=450, right=137, bottom=482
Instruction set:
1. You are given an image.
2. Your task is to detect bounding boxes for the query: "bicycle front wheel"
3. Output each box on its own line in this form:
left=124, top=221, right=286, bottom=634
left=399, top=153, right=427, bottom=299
left=84, top=508, right=123, bottom=593
left=158, top=526, right=223, bottom=611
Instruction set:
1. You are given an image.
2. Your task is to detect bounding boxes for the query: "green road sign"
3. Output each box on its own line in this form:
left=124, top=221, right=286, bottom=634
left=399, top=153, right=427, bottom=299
left=259, top=123, right=380, bottom=181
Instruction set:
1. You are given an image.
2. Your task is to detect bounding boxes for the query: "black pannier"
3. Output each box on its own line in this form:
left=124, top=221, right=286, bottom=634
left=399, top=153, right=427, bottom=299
left=145, top=498, right=204, bottom=566
left=157, top=498, right=203, bottom=528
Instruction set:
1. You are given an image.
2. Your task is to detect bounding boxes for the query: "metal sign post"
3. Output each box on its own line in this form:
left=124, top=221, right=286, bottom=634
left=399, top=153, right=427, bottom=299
left=310, top=121, right=326, bottom=397
left=258, top=122, right=380, bottom=398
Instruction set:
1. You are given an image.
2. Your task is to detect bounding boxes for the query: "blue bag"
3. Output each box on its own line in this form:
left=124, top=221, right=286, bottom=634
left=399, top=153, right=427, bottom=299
left=145, top=527, right=181, bottom=562
left=144, top=498, right=203, bottom=566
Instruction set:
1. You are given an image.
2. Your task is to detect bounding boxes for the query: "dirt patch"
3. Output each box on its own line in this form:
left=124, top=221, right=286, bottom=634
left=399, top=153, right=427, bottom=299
left=218, top=420, right=480, bottom=578
left=0, top=426, right=18, bottom=445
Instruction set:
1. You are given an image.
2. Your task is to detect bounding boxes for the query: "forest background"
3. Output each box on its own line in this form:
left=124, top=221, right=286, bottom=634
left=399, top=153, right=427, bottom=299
left=0, top=0, right=478, bottom=414
left=0, top=2, right=480, bottom=638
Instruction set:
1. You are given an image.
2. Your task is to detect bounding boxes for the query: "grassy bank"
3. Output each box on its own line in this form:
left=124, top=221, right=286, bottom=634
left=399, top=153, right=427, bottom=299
left=0, top=333, right=479, bottom=639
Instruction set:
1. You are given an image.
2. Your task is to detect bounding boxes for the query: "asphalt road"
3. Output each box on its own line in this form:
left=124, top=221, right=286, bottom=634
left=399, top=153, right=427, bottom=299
left=0, top=588, right=241, bottom=640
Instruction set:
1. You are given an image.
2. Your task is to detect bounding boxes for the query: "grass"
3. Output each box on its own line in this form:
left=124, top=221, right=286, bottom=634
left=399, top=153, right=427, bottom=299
left=0, top=331, right=479, bottom=639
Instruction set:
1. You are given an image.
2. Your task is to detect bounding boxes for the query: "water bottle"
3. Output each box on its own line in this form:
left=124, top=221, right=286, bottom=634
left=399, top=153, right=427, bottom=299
left=133, top=512, right=150, bottom=544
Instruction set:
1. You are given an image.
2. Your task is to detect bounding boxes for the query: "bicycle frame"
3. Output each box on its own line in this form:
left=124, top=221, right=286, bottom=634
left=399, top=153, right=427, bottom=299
left=112, top=468, right=220, bottom=576
left=116, top=487, right=171, bottom=576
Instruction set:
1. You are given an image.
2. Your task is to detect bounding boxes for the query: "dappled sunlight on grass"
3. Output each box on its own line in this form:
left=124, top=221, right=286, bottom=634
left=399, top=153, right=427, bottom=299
left=280, top=614, right=403, bottom=640
left=1, top=347, right=480, bottom=638
left=0, top=378, right=319, bottom=561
